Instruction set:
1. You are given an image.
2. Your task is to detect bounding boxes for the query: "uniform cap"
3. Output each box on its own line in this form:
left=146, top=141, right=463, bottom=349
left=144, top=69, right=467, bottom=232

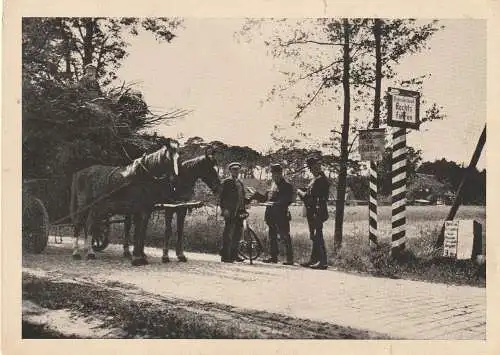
left=270, top=163, right=283, bottom=173
left=228, top=162, right=242, bottom=169
left=306, top=155, right=321, bottom=167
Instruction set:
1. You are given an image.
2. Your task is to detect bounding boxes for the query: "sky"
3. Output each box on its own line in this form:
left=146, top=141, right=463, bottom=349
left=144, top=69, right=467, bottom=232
left=116, top=18, right=486, bottom=170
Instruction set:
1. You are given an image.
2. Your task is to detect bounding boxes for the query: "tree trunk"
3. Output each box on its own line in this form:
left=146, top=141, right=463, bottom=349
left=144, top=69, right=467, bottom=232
left=333, top=19, right=351, bottom=251
left=373, top=18, right=382, bottom=129
left=65, top=43, right=72, bottom=78
left=59, top=20, right=72, bottom=79
left=83, top=18, right=96, bottom=66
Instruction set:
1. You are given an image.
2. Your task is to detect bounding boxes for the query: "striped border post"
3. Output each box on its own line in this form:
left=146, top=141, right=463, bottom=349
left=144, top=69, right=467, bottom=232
left=369, top=162, right=378, bottom=246
left=391, top=127, right=407, bottom=256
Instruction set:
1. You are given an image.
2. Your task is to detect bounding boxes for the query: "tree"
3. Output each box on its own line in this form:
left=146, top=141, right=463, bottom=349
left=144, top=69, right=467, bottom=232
left=23, top=17, right=182, bottom=86
left=327, top=19, right=353, bottom=250
left=373, top=18, right=383, bottom=128
left=223, top=145, right=262, bottom=178
left=22, top=17, right=187, bottom=180
left=417, top=158, right=485, bottom=205
left=256, top=153, right=271, bottom=180
left=239, top=18, right=445, bottom=250
left=418, top=159, right=463, bottom=190
left=347, top=175, right=369, bottom=200
left=406, top=173, right=453, bottom=204
left=181, top=136, right=208, bottom=159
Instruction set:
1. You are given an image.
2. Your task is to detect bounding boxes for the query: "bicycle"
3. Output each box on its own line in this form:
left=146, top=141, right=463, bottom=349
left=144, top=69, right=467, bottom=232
left=236, top=206, right=265, bottom=264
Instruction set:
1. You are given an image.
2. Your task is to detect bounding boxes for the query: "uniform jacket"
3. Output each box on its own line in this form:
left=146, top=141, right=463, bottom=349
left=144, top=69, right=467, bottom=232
left=219, top=177, right=248, bottom=215
left=253, top=178, right=294, bottom=224
left=302, top=172, right=330, bottom=222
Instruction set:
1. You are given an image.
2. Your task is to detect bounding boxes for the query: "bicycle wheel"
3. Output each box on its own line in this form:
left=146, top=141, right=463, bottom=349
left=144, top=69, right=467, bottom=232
left=238, top=227, right=263, bottom=261
left=22, top=195, right=49, bottom=254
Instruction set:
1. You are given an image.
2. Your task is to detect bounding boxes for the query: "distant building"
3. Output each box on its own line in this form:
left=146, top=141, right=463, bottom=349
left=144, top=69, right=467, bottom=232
left=408, top=173, right=455, bottom=205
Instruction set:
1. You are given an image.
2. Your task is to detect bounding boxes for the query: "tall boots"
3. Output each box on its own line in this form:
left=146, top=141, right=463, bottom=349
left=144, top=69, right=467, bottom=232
left=310, top=237, right=328, bottom=269
left=263, top=234, right=294, bottom=265
left=263, top=234, right=279, bottom=263
left=301, top=232, right=328, bottom=269
left=300, top=240, right=318, bottom=267
left=282, top=235, right=294, bottom=265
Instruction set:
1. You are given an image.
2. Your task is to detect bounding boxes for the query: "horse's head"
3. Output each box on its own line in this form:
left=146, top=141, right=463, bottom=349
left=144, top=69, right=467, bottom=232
left=199, top=147, right=221, bottom=195
left=162, top=138, right=180, bottom=177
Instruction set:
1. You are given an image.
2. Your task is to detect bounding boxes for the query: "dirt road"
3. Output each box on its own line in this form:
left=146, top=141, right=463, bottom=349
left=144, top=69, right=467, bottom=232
left=22, top=240, right=389, bottom=339
left=22, top=239, right=485, bottom=339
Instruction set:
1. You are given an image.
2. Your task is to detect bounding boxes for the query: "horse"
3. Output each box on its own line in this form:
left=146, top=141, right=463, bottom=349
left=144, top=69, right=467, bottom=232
left=121, top=149, right=221, bottom=263
left=70, top=139, right=180, bottom=266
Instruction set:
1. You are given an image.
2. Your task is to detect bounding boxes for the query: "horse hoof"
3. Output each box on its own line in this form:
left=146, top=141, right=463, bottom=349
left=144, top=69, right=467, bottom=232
left=86, top=253, right=96, bottom=260
left=72, top=253, right=82, bottom=260
left=131, top=257, right=149, bottom=266
left=162, top=256, right=170, bottom=263
left=177, top=255, right=188, bottom=262
left=123, top=251, right=132, bottom=259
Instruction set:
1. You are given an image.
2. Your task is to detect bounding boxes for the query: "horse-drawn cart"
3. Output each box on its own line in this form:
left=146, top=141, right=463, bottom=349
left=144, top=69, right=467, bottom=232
left=22, top=178, right=112, bottom=254
left=22, top=147, right=220, bottom=265
left=21, top=178, right=206, bottom=255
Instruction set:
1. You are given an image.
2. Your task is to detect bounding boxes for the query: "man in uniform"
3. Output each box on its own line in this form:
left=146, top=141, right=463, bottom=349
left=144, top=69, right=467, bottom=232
left=251, top=163, right=294, bottom=265
left=297, top=156, right=330, bottom=270
left=219, top=162, right=248, bottom=263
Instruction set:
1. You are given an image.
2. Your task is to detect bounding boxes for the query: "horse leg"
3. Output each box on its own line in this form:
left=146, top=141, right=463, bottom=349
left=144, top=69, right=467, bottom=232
left=138, top=211, right=151, bottom=262
left=72, top=218, right=83, bottom=260
left=85, top=212, right=96, bottom=260
left=162, top=209, right=174, bottom=263
left=176, top=208, right=188, bottom=262
left=139, top=211, right=150, bottom=260
left=123, top=214, right=132, bottom=258
left=131, top=212, right=148, bottom=266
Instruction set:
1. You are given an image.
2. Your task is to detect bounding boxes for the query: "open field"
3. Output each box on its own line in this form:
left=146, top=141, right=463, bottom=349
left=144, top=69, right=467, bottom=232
left=133, top=204, right=486, bottom=242
left=102, top=205, right=486, bottom=287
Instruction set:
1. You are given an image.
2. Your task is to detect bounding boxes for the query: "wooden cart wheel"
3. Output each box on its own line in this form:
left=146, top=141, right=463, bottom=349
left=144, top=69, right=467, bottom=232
left=92, top=219, right=110, bottom=252
left=22, top=195, right=49, bottom=254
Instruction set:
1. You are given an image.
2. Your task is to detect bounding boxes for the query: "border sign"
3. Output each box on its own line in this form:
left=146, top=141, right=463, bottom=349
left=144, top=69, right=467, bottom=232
left=443, top=220, right=483, bottom=260
left=358, top=128, right=385, bottom=161
left=443, top=220, right=459, bottom=258
left=387, top=87, right=421, bottom=130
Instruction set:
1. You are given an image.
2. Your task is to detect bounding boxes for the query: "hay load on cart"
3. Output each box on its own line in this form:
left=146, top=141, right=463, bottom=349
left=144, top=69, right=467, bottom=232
left=22, top=181, right=50, bottom=254
left=22, top=77, right=190, bottom=255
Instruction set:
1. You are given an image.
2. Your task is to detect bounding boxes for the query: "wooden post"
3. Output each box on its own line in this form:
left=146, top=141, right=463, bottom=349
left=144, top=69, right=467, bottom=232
left=436, top=125, right=486, bottom=247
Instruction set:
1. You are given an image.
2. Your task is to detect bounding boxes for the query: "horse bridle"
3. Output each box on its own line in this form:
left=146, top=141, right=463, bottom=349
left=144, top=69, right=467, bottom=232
left=134, top=141, right=180, bottom=181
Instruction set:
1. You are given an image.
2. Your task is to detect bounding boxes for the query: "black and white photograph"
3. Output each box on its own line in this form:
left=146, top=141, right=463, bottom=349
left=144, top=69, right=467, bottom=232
left=4, top=1, right=497, bottom=350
